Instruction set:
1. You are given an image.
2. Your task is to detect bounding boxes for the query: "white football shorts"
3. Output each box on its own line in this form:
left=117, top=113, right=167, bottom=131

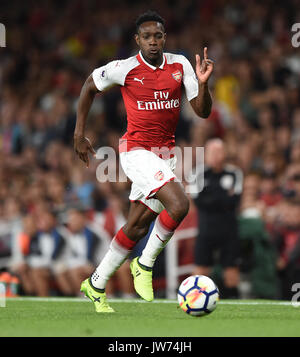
left=120, top=149, right=177, bottom=214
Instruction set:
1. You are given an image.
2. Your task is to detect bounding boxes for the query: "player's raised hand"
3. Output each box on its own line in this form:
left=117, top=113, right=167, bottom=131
left=195, top=47, right=214, bottom=84
left=74, top=135, right=96, bottom=168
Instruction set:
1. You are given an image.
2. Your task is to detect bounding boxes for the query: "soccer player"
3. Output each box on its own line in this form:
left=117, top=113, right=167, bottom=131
left=74, top=10, right=214, bottom=312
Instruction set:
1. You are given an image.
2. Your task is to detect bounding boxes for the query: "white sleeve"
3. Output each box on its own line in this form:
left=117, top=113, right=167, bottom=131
left=181, top=56, right=199, bottom=101
left=92, top=60, right=126, bottom=92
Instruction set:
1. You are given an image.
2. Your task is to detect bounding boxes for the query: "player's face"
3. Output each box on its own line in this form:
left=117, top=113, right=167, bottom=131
left=135, top=21, right=166, bottom=66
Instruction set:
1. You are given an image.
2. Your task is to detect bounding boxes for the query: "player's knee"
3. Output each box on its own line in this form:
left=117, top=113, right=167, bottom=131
left=168, top=196, right=189, bottom=222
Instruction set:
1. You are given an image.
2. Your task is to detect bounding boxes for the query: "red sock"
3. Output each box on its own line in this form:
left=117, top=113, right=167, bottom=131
left=158, top=209, right=181, bottom=232
left=114, top=228, right=137, bottom=251
left=138, top=209, right=180, bottom=268
left=90, top=228, right=136, bottom=290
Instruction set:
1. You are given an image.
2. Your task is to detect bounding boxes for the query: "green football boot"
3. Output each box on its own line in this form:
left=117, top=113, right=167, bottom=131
left=80, top=278, right=115, bottom=313
left=130, top=257, right=154, bottom=302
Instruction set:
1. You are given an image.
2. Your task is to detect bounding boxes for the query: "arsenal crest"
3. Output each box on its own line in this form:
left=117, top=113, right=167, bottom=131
left=154, top=170, right=164, bottom=181
left=172, top=70, right=182, bottom=83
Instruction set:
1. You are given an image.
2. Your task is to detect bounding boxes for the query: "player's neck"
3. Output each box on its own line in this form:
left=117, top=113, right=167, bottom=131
left=147, top=56, right=163, bottom=68
left=140, top=50, right=164, bottom=68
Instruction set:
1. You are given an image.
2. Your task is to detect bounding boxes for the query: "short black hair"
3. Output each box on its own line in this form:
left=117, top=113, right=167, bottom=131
left=135, top=10, right=165, bottom=33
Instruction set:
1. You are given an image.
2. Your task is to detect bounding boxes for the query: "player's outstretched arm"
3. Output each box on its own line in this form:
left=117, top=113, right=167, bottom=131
left=190, top=47, right=213, bottom=118
left=74, top=75, right=98, bottom=167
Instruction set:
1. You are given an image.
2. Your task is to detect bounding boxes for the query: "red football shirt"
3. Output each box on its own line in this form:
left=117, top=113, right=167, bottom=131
left=92, top=51, right=199, bottom=153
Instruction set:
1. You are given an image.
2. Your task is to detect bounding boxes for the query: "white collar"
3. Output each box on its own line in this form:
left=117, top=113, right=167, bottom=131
left=139, top=50, right=165, bottom=70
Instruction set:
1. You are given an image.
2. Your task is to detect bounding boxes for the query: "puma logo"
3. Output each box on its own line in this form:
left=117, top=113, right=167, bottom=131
left=133, top=77, right=144, bottom=85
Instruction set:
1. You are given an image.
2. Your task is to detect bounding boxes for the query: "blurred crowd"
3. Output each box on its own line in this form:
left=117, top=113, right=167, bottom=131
left=0, top=0, right=300, bottom=299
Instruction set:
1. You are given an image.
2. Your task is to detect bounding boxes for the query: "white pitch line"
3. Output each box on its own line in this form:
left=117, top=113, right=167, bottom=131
left=218, top=301, right=294, bottom=306
left=4, top=297, right=295, bottom=306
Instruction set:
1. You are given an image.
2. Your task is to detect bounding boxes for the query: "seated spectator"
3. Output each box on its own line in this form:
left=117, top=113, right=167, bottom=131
left=10, top=214, right=36, bottom=295
left=70, top=166, right=95, bottom=208
left=0, top=197, right=23, bottom=269
left=45, top=172, right=72, bottom=224
left=260, top=171, right=282, bottom=204
left=63, top=207, right=110, bottom=295
left=27, top=209, right=71, bottom=296
left=259, top=171, right=282, bottom=231
left=282, top=163, right=300, bottom=202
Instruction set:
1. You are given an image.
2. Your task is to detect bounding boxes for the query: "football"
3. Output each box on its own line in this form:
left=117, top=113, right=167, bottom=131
left=177, top=275, right=219, bottom=316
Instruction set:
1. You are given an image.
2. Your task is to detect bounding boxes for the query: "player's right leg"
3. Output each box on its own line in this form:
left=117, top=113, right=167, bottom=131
left=123, top=201, right=158, bottom=302
left=130, top=180, right=191, bottom=301
left=82, top=200, right=157, bottom=312
left=138, top=180, right=190, bottom=269
left=80, top=279, right=115, bottom=313
left=118, top=150, right=190, bottom=301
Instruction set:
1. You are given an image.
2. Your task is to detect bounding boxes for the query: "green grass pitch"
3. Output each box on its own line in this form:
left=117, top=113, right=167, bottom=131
left=0, top=297, right=299, bottom=337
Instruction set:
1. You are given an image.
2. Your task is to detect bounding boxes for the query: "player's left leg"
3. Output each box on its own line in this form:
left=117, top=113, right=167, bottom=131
left=121, top=150, right=188, bottom=301
left=138, top=180, right=190, bottom=269
left=130, top=181, right=189, bottom=301
left=114, top=261, right=135, bottom=298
